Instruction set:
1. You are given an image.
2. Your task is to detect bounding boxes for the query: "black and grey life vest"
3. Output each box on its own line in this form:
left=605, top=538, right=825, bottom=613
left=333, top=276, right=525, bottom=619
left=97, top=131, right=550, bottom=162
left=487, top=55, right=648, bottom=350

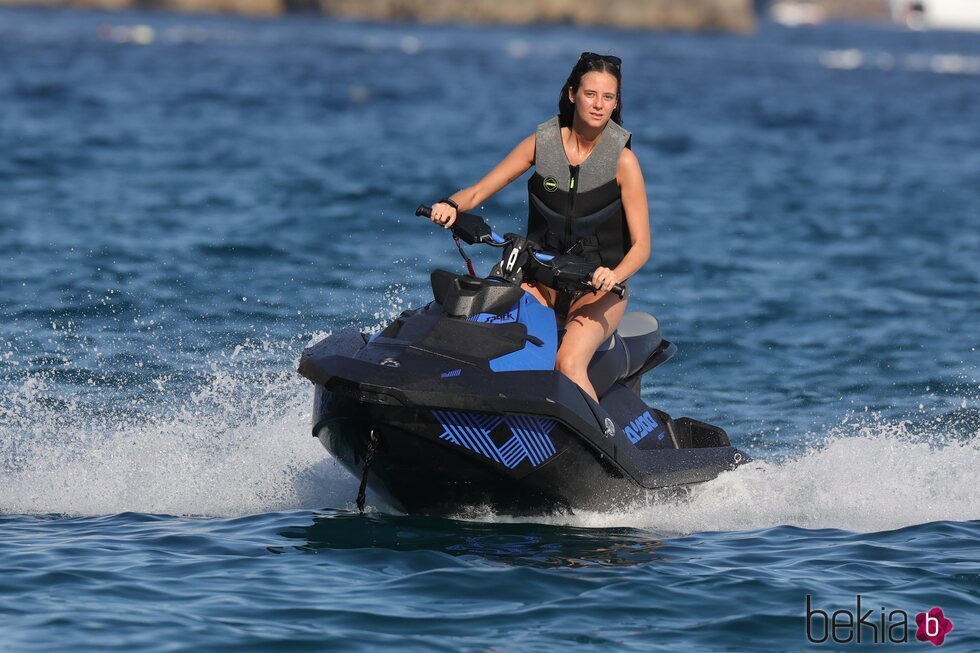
left=527, top=115, right=633, bottom=268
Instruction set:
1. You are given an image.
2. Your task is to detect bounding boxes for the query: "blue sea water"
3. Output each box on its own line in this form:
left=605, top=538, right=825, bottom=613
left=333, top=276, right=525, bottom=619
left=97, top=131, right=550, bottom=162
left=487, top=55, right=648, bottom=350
left=1, top=6, right=979, bottom=651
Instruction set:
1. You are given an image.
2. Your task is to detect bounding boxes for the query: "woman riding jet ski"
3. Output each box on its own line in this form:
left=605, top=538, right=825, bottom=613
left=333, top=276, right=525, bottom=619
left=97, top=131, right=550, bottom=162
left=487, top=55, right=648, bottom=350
left=298, top=207, right=749, bottom=516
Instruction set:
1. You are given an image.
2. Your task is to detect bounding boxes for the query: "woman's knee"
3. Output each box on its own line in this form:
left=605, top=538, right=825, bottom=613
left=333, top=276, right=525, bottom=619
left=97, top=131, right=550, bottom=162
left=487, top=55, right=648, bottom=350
left=555, top=348, right=588, bottom=379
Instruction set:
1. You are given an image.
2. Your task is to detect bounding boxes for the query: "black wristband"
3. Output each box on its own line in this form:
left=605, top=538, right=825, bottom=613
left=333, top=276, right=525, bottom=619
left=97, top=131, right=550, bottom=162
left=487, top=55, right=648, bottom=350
left=439, top=197, right=459, bottom=211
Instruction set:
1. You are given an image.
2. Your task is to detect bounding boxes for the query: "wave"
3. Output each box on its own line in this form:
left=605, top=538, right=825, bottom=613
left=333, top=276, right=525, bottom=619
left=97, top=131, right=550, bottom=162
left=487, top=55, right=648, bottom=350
left=819, top=48, right=980, bottom=76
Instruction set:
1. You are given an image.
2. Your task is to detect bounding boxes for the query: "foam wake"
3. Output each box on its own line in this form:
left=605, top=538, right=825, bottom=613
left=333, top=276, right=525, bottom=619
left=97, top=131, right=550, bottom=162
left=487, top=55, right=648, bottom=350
left=0, top=338, right=361, bottom=517
left=495, top=413, right=980, bottom=534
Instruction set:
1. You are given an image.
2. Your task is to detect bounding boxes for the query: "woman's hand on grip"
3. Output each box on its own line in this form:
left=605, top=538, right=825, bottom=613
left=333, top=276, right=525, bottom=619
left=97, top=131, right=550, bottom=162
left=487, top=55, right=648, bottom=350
left=430, top=202, right=457, bottom=228
left=590, top=266, right=619, bottom=293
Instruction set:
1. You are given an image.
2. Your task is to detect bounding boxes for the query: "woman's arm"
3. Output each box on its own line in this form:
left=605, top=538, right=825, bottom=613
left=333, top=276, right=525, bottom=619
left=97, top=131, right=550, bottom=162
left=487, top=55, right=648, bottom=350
left=430, top=134, right=535, bottom=228
left=592, top=148, right=651, bottom=290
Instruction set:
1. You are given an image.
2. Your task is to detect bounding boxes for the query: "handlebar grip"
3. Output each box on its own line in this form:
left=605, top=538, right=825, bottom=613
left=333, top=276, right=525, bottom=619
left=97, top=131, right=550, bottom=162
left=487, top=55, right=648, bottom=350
left=415, top=204, right=432, bottom=218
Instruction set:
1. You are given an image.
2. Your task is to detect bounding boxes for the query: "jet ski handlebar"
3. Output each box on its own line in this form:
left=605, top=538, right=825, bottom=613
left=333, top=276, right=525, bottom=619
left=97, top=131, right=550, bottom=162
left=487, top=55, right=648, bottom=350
left=416, top=205, right=625, bottom=299
left=416, top=204, right=504, bottom=246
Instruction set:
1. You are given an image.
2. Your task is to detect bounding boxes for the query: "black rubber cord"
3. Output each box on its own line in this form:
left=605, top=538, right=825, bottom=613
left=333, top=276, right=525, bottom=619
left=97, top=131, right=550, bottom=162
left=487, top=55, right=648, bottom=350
left=355, top=429, right=379, bottom=513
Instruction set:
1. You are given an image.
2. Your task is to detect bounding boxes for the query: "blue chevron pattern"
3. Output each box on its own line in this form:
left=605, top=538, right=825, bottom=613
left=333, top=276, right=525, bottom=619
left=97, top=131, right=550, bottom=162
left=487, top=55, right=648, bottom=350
left=500, top=415, right=557, bottom=467
left=433, top=411, right=558, bottom=469
left=433, top=411, right=505, bottom=464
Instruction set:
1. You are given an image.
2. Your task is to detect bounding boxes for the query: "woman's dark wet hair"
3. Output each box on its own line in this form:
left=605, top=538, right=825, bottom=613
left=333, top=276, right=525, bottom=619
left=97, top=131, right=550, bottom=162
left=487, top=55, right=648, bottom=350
left=557, top=54, right=623, bottom=128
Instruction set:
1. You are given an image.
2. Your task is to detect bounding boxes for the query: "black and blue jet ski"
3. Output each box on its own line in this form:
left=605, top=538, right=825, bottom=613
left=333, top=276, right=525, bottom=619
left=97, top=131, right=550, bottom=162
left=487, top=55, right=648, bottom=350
left=298, top=206, right=749, bottom=515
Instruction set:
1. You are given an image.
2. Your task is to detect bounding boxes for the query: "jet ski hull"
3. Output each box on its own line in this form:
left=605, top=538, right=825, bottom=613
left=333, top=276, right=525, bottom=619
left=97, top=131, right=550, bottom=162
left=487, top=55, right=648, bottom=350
left=305, top=329, right=748, bottom=516
left=313, top=385, right=645, bottom=515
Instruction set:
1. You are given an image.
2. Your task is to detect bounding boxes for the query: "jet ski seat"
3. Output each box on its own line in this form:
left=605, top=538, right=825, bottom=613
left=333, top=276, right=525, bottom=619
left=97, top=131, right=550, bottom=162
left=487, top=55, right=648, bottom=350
left=615, top=312, right=663, bottom=371
left=587, top=312, right=670, bottom=399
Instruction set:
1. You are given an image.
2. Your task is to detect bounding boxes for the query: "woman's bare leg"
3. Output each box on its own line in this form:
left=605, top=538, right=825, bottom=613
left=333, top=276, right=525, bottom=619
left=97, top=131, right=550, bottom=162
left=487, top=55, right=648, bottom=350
left=555, top=290, right=628, bottom=402
left=521, top=281, right=557, bottom=309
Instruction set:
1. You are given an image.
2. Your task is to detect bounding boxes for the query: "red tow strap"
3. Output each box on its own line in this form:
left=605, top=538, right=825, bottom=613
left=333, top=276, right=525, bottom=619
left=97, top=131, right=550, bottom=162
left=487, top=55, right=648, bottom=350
left=454, top=236, right=477, bottom=277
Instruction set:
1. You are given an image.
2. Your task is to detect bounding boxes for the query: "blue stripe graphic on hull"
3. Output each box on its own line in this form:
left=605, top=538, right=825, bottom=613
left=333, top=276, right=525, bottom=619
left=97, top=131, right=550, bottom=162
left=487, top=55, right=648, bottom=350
left=433, top=411, right=558, bottom=469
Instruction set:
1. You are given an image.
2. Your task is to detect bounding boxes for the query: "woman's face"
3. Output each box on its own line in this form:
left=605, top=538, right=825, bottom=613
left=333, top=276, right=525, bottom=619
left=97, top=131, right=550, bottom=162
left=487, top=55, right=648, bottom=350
left=568, top=71, right=619, bottom=129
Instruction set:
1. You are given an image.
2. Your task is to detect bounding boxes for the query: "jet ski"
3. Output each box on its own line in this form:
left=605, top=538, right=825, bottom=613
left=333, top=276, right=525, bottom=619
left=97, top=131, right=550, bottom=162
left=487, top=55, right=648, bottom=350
left=298, top=205, right=749, bottom=516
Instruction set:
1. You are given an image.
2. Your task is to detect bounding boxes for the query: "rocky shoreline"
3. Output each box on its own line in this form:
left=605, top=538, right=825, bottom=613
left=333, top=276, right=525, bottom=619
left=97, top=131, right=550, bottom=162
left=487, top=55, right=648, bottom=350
left=1, top=0, right=756, bottom=32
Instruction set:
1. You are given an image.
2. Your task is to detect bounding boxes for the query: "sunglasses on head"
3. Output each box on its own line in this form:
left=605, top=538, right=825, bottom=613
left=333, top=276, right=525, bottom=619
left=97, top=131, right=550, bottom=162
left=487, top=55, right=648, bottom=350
left=579, top=52, right=622, bottom=67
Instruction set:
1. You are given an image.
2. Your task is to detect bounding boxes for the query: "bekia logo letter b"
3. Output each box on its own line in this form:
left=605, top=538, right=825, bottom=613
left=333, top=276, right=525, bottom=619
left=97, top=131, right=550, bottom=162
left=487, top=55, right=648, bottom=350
left=916, top=608, right=953, bottom=647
